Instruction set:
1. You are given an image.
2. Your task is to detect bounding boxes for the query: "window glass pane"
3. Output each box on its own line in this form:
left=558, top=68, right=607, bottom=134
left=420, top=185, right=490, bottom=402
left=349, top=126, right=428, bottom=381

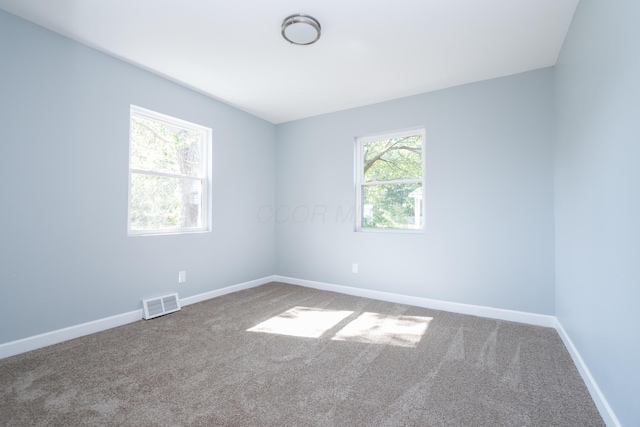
left=130, top=173, right=203, bottom=231
left=363, top=134, right=422, bottom=183
left=362, top=183, right=422, bottom=230
left=130, top=115, right=201, bottom=176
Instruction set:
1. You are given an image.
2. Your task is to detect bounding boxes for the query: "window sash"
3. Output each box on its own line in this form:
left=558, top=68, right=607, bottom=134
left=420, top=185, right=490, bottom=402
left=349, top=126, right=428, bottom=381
left=128, top=172, right=208, bottom=235
left=355, top=128, right=426, bottom=232
left=362, top=178, right=422, bottom=186
left=129, top=168, right=206, bottom=181
left=128, top=105, right=212, bottom=236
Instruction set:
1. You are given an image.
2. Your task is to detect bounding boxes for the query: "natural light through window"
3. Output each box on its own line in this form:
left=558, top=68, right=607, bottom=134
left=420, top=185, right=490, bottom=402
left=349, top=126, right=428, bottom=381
left=247, top=307, right=353, bottom=338
left=128, top=105, right=212, bottom=236
left=332, top=312, right=432, bottom=348
left=355, top=127, right=426, bottom=232
left=247, top=306, right=432, bottom=347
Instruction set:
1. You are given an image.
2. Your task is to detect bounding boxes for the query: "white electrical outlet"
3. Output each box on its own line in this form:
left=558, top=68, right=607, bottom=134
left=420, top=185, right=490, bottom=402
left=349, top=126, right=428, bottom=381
left=178, top=271, right=186, bottom=283
left=352, top=263, right=359, bottom=274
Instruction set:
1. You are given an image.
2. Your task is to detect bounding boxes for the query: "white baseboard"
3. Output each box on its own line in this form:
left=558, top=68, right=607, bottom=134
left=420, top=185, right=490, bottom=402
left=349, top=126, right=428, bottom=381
left=555, top=320, right=621, bottom=427
left=275, top=275, right=557, bottom=328
left=0, top=275, right=276, bottom=360
left=0, top=309, right=143, bottom=360
left=180, top=275, right=276, bottom=306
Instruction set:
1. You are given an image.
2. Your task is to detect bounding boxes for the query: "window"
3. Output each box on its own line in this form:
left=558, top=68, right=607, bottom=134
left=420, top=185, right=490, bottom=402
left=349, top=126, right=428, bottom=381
left=355, top=128, right=425, bottom=232
left=128, top=105, right=212, bottom=236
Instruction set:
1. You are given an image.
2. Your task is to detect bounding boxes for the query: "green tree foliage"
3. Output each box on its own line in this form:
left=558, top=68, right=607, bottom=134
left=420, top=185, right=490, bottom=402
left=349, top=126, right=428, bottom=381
left=362, top=135, right=423, bottom=229
left=130, top=116, right=202, bottom=231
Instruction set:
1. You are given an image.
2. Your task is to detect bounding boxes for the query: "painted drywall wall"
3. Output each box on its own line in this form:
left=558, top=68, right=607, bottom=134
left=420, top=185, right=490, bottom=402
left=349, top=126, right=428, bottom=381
left=555, top=1, right=640, bottom=425
left=275, top=69, right=555, bottom=315
left=0, top=11, right=276, bottom=345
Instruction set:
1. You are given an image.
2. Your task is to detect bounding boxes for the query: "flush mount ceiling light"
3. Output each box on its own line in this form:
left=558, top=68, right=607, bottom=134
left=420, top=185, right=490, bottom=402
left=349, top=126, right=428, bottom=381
left=281, top=14, right=321, bottom=45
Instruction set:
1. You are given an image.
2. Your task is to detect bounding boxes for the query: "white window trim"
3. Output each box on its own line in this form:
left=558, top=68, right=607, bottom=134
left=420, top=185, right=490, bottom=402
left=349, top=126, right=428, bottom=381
left=127, top=105, right=212, bottom=237
left=355, top=127, right=426, bottom=233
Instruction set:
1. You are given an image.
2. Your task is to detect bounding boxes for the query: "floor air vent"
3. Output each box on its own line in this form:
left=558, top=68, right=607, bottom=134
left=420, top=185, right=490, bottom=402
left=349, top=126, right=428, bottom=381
left=142, top=293, right=181, bottom=320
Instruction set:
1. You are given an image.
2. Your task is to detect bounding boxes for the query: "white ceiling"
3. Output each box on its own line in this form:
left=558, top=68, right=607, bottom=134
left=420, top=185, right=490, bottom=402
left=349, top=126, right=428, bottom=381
left=0, top=0, right=578, bottom=124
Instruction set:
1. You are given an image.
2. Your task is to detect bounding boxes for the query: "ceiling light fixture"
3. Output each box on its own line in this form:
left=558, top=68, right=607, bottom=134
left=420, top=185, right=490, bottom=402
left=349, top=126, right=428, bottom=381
left=281, top=14, right=321, bottom=45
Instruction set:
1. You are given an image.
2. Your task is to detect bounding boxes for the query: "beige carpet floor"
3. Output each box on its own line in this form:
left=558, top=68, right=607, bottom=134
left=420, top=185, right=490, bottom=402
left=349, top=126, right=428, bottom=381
left=0, top=282, right=604, bottom=426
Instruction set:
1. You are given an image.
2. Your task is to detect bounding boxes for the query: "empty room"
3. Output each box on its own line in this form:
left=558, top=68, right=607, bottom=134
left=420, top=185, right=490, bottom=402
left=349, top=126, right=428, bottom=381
left=0, top=1, right=638, bottom=426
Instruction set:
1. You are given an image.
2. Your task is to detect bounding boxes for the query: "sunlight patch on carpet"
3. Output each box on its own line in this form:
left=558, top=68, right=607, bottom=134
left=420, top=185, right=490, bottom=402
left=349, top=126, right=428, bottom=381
left=248, top=307, right=432, bottom=347
left=332, top=312, right=432, bottom=348
left=247, top=306, right=353, bottom=338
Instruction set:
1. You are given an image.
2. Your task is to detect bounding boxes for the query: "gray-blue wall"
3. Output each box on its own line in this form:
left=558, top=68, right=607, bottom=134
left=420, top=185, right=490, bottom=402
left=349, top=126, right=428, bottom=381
left=0, top=10, right=276, bottom=344
left=275, top=69, right=556, bottom=315
left=2, top=4, right=638, bottom=424
left=555, top=1, right=640, bottom=425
